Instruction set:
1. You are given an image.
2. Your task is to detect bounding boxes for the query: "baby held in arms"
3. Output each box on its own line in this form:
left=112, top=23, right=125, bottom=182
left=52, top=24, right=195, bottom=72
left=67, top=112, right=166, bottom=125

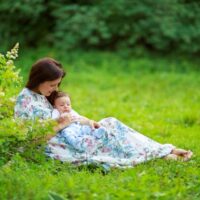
left=51, top=91, right=100, bottom=130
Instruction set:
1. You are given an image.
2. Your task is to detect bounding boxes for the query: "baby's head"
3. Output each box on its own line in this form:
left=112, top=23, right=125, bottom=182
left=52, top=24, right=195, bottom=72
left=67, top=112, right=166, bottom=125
left=51, top=91, right=72, bottom=113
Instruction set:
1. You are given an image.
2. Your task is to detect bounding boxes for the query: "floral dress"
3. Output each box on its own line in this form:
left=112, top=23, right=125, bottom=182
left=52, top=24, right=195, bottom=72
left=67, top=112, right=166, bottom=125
left=15, top=88, right=175, bottom=169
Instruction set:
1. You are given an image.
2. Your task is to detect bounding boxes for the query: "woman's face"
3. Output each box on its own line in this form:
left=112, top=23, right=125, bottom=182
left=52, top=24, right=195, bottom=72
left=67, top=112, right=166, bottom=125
left=37, top=78, right=62, bottom=96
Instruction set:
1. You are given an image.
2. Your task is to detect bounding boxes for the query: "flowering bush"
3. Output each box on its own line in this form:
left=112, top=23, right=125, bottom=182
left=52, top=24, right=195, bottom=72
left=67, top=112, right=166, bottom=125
left=0, top=43, right=21, bottom=118
left=0, top=44, right=55, bottom=165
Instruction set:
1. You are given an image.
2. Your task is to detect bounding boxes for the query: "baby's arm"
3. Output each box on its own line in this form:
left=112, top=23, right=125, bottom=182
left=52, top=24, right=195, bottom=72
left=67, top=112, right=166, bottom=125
left=77, top=117, right=101, bottom=129
left=77, top=117, right=93, bottom=126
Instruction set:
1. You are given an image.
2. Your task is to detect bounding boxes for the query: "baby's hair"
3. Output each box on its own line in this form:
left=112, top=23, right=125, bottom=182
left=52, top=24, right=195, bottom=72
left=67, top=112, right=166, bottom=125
left=48, top=91, right=70, bottom=105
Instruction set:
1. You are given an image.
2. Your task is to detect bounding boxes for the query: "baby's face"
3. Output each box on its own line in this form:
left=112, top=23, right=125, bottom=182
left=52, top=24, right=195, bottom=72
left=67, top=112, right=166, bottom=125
left=54, top=96, right=72, bottom=113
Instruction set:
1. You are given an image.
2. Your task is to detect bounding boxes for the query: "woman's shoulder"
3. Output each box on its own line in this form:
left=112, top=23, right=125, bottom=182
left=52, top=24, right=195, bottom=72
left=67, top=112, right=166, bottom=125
left=16, top=88, right=33, bottom=102
left=16, top=87, right=45, bottom=103
left=15, top=87, right=45, bottom=110
left=15, top=88, right=53, bottom=120
left=17, top=87, right=33, bottom=97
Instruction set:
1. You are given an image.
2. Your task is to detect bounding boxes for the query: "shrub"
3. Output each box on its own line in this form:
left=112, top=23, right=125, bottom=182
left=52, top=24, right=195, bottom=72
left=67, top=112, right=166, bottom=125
left=0, top=44, right=55, bottom=165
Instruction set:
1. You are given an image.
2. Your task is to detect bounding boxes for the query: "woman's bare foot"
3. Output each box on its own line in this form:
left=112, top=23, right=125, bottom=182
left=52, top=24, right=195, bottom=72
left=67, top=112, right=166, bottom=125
left=183, top=150, right=193, bottom=161
left=171, top=148, right=193, bottom=161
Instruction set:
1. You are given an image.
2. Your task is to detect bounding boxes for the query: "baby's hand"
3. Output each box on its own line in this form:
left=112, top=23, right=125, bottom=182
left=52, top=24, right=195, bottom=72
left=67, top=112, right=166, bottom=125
left=93, top=121, right=100, bottom=129
left=89, top=120, right=100, bottom=130
left=59, top=113, right=72, bottom=123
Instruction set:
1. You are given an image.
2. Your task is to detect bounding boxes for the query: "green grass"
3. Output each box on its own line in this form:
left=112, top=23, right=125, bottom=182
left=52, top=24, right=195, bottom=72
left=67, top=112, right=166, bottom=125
left=1, top=49, right=200, bottom=199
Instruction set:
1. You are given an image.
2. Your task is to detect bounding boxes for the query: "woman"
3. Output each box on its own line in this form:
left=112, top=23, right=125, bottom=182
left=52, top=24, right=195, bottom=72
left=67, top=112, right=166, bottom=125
left=14, top=58, right=193, bottom=169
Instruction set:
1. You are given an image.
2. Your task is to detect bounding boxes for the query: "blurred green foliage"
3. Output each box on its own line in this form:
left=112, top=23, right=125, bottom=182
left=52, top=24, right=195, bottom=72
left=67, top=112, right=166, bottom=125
left=1, top=0, right=200, bottom=53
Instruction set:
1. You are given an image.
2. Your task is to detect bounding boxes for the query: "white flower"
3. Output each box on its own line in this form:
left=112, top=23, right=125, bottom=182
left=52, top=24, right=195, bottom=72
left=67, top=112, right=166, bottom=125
left=6, top=43, right=19, bottom=60
left=6, top=60, right=13, bottom=66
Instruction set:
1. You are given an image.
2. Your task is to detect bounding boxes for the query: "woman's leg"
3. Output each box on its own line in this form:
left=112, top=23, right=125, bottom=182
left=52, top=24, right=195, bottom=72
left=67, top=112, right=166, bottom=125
left=100, top=117, right=193, bottom=161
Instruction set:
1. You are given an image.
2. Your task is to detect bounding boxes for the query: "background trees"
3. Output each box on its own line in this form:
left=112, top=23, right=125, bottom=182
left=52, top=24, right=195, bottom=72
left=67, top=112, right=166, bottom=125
left=1, top=0, right=200, bottom=54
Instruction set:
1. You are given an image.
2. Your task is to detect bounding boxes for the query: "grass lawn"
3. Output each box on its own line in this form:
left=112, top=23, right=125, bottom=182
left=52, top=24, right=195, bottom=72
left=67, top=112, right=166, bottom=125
left=0, top=49, right=200, bottom=199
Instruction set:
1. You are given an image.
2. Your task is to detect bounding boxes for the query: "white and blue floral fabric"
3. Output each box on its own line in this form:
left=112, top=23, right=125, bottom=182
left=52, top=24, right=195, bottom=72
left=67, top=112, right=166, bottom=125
left=15, top=88, right=174, bottom=169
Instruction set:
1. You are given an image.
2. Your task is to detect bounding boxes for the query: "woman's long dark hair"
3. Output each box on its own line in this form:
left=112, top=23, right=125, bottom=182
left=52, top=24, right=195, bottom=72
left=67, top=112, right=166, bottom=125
left=26, top=57, right=66, bottom=103
left=26, top=57, right=66, bottom=89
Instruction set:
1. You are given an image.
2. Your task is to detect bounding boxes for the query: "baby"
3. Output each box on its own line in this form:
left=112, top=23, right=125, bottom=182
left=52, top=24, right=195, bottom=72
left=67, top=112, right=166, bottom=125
left=48, top=91, right=111, bottom=150
left=51, top=91, right=100, bottom=129
left=48, top=91, right=100, bottom=148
